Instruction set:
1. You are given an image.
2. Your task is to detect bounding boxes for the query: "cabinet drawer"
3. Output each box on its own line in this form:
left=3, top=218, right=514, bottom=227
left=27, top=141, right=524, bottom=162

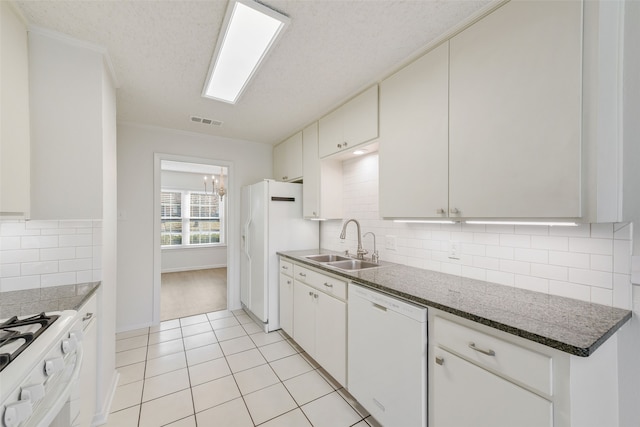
left=78, top=292, right=98, bottom=330
left=280, top=260, right=293, bottom=277
left=434, top=316, right=552, bottom=396
left=294, top=265, right=347, bottom=300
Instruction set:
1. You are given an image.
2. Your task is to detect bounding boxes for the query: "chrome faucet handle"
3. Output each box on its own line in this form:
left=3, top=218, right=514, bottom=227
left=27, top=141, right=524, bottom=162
left=371, top=250, right=380, bottom=264
left=356, top=248, right=368, bottom=260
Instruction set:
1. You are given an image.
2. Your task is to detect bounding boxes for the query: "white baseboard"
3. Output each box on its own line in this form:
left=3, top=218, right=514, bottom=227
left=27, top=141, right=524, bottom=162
left=161, top=264, right=227, bottom=274
left=92, top=371, right=119, bottom=426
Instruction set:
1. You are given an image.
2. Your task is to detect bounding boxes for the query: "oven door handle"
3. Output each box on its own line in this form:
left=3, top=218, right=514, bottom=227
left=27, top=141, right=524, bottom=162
left=32, top=344, right=84, bottom=427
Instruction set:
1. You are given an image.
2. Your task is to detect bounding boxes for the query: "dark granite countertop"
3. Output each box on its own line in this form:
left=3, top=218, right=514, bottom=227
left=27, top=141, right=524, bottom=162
left=279, top=249, right=632, bottom=357
left=0, top=282, right=100, bottom=318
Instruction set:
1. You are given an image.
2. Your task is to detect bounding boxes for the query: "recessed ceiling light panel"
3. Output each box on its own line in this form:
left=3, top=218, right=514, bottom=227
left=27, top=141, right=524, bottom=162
left=202, top=0, right=290, bottom=104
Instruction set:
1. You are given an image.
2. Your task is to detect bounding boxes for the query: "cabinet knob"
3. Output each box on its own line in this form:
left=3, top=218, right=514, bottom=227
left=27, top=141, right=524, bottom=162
left=343, top=142, right=348, bottom=147
left=337, top=143, right=342, bottom=149
left=435, top=356, right=444, bottom=366
left=313, top=212, right=317, bottom=216
left=450, top=208, right=460, bottom=214
left=313, top=293, right=319, bottom=299
left=436, top=208, right=445, bottom=215
left=282, top=176, right=288, bottom=181
left=309, top=291, right=313, bottom=296
left=287, top=280, right=291, bottom=285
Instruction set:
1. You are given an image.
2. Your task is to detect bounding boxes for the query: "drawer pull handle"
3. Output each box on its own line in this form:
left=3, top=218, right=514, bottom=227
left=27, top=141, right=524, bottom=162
left=83, top=313, right=93, bottom=321
left=435, top=356, right=444, bottom=366
left=282, top=266, right=289, bottom=270
left=469, top=342, right=495, bottom=356
left=299, top=272, right=306, bottom=277
left=323, top=282, right=333, bottom=288
left=287, top=280, right=291, bottom=284
left=372, top=303, right=387, bottom=312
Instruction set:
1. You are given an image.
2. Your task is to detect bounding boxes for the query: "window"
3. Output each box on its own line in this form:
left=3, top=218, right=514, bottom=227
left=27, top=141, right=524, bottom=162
left=161, top=190, right=225, bottom=247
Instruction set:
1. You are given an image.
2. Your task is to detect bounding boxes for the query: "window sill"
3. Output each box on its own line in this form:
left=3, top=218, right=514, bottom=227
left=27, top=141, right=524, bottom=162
left=161, top=244, right=227, bottom=251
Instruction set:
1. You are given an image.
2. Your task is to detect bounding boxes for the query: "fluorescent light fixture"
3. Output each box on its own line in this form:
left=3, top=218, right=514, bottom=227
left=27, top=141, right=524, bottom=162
left=202, top=0, right=290, bottom=104
left=309, top=218, right=327, bottom=221
left=394, top=220, right=458, bottom=224
left=465, top=221, right=579, bottom=227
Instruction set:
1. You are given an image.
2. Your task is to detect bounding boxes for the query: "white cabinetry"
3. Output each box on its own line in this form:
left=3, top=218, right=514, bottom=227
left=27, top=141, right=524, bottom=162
left=0, top=2, right=30, bottom=218
left=291, top=263, right=347, bottom=385
left=273, top=131, right=303, bottom=182
left=433, top=347, right=552, bottom=427
left=73, top=293, right=98, bottom=427
left=431, top=316, right=552, bottom=427
left=448, top=0, right=582, bottom=218
left=319, top=86, right=378, bottom=158
left=378, top=0, right=583, bottom=220
left=302, top=122, right=343, bottom=219
left=278, top=260, right=294, bottom=336
left=379, top=42, right=449, bottom=219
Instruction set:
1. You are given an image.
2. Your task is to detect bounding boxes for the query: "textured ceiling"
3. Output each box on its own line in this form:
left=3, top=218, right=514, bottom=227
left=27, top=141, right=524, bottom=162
left=16, top=0, right=491, bottom=145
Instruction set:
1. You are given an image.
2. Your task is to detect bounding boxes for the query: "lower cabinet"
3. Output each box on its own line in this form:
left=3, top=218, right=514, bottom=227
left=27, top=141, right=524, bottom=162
left=73, top=293, right=98, bottom=427
left=432, top=347, right=552, bottom=427
left=291, top=267, right=347, bottom=386
left=279, top=259, right=294, bottom=337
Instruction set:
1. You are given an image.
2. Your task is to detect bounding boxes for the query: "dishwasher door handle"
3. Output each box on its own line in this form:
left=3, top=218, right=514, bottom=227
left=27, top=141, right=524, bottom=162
left=372, top=303, right=387, bottom=312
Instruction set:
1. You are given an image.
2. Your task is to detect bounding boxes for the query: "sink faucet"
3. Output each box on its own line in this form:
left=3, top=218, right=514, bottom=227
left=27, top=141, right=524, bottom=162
left=363, top=232, right=379, bottom=263
left=339, top=219, right=368, bottom=260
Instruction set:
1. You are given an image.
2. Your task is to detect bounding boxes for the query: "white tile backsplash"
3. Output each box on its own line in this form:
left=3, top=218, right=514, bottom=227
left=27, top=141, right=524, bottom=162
left=0, top=219, right=102, bottom=292
left=320, top=153, right=634, bottom=309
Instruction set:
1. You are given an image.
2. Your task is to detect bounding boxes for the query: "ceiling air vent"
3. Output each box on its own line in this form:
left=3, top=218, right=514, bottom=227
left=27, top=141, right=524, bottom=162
left=190, top=116, right=223, bottom=126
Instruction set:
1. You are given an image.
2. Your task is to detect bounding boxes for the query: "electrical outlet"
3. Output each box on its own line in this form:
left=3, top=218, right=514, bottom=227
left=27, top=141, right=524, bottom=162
left=385, top=235, right=397, bottom=251
left=449, top=241, right=460, bottom=260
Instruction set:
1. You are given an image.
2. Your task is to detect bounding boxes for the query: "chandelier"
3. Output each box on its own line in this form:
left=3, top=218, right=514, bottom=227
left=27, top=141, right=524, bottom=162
left=203, top=168, right=226, bottom=200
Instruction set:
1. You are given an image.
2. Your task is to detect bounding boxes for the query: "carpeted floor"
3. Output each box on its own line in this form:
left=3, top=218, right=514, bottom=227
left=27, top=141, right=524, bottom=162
left=160, top=268, right=227, bottom=321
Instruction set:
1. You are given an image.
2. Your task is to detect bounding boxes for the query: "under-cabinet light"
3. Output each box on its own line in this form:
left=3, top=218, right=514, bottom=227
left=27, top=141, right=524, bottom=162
left=353, top=149, right=367, bottom=155
left=202, top=0, right=290, bottom=104
left=465, top=221, right=579, bottom=227
left=393, top=220, right=458, bottom=224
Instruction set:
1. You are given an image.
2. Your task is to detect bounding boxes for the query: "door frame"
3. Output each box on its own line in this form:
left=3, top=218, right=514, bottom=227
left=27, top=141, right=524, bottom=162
left=153, top=153, right=234, bottom=324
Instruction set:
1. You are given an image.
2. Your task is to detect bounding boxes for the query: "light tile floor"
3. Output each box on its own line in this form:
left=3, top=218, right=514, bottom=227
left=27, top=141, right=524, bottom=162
left=109, top=309, right=381, bottom=427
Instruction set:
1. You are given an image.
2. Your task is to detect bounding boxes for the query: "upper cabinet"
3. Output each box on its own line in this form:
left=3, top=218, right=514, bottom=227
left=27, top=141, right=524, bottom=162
left=29, top=29, right=115, bottom=220
left=302, top=122, right=343, bottom=220
left=448, top=0, right=582, bottom=218
left=319, top=85, right=379, bottom=158
left=379, top=42, right=449, bottom=219
left=273, top=131, right=303, bottom=182
left=379, top=0, right=583, bottom=220
left=0, top=2, right=30, bottom=218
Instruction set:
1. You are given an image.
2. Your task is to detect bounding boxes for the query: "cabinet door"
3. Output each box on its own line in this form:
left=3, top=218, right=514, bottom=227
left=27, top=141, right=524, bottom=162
left=432, top=348, right=552, bottom=427
left=318, top=108, right=343, bottom=158
left=342, top=85, right=378, bottom=150
left=273, top=131, right=303, bottom=182
left=1, top=2, right=30, bottom=217
left=315, top=292, right=347, bottom=386
left=379, top=42, right=449, bottom=218
left=279, top=273, right=294, bottom=336
left=449, top=0, right=582, bottom=218
left=302, top=123, right=320, bottom=218
left=293, top=281, right=316, bottom=356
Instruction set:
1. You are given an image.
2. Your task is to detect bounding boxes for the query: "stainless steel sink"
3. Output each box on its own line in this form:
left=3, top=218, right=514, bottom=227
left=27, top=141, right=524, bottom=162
left=326, top=259, right=382, bottom=271
left=304, top=254, right=351, bottom=263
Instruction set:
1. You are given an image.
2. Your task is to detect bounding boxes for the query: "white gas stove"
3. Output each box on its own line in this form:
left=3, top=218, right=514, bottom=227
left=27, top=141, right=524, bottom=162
left=0, top=310, right=83, bottom=427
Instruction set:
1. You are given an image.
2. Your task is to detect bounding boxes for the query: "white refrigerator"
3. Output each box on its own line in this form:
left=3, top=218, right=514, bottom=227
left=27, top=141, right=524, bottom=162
left=240, top=180, right=319, bottom=332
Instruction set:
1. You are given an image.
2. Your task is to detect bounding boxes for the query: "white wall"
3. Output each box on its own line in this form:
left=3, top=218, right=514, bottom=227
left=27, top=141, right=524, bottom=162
left=321, top=153, right=634, bottom=309
left=116, top=123, right=272, bottom=331
left=97, top=58, right=118, bottom=424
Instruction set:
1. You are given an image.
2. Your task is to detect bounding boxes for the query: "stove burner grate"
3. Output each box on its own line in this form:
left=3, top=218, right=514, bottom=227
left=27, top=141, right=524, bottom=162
left=0, top=312, right=59, bottom=372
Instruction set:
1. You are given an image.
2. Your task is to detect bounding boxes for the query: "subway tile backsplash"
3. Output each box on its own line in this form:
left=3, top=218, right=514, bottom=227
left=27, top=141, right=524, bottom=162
left=0, top=220, right=102, bottom=293
left=320, top=153, right=634, bottom=310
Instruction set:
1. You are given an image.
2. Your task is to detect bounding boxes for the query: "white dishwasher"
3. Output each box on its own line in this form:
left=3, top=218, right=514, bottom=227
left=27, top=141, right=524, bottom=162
left=348, top=283, right=427, bottom=427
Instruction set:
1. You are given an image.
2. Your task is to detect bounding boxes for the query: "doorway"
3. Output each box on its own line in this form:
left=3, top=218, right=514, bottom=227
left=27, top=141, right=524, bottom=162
left=153, top=156, right=232, bottom=322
